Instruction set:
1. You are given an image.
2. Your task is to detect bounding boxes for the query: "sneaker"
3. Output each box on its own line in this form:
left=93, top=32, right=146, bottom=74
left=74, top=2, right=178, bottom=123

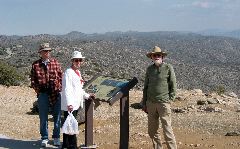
left=41, top=139, right=48, bottom=147
left=53, top=138, right=61, bottom=146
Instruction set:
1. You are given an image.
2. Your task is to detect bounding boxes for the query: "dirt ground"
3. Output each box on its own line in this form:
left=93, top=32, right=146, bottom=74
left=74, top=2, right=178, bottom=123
left=0, top=85, right=239, bottom=149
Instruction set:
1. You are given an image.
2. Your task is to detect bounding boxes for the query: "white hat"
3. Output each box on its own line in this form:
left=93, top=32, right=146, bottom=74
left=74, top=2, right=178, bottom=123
left=71, top=51, right=85, bottom=59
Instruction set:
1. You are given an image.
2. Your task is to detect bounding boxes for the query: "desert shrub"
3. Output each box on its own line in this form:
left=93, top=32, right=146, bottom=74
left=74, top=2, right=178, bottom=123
left=215, top=85, right=225, bottom=95
left=0, top=48, right=7, bottom=55
left=0, top=60, right=25, bottom=86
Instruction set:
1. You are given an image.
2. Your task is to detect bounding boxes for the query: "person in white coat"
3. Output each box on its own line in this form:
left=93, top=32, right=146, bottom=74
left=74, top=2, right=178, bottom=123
left=61, top=51, right=94, bottom=149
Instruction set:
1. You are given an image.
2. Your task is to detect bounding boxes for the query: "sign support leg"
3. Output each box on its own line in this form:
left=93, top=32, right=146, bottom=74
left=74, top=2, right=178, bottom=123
left=120, top=92, right=129, bottom=149
left=81, top=99, right=97, bottom=149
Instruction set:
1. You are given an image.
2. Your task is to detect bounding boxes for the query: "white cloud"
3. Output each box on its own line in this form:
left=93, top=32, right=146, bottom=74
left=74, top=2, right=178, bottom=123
left=171, top=1, right=211, bottom=9
left=192, top=1, right=210, bottom=8
left=173, top=3, right=188, bottom=8
left=191, top=0, right=240, bottom=9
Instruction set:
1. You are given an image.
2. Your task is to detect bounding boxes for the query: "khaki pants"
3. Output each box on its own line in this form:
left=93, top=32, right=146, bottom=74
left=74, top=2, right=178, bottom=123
left=147, top=101, right=177, bottom=149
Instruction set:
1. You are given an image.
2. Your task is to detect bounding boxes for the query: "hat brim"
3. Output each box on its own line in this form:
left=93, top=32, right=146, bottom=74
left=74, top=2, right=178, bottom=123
left=146, top=52, right=167, bottom=58
left=38, top=48, right=52, bottom=53
left=71, top=57, right=85, bottom=59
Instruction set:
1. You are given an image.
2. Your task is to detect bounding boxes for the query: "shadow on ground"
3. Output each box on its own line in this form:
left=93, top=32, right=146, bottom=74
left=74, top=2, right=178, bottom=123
left=130, top=102, right=143, bottom=109
left=0, top=138, right=59, bottom=149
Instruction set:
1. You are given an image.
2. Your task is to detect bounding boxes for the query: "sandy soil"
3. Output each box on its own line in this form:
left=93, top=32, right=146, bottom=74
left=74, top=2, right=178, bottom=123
left=0, top=85, right=239, bottom=149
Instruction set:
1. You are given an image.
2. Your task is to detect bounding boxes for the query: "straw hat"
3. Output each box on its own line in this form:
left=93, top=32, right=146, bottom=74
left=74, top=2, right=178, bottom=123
left=38, top=43, right=52, bottom=53
left=146, top=46, right=167, bottom=58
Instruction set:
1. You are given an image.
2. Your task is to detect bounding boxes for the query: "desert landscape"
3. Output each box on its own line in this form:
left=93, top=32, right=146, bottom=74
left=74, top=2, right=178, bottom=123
left=1, top=1, right=240, bottom=148
left=0, top=85, right=239, bottom=149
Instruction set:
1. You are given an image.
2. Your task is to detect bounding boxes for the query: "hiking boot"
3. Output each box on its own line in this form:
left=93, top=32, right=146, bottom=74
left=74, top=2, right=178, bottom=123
left=53, top=138, right=61, bottom=146
left=41, top=139, right=48, bottom=147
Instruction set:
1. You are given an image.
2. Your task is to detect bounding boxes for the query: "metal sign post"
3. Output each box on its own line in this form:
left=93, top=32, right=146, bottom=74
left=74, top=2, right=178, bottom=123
left=81, top=99, right=97, bottom=149
left=120, top=92, right=129, bottom=149
left=85, top=99, right=94, bottom=147
left=82, top=76, right=138, bottom=149
left=118, top=77, right=138, bottom=149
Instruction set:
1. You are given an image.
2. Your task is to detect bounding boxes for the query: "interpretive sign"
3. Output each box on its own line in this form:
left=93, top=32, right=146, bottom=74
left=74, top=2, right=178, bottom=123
left=82, top=75, right=138, bottom=149
left=83, top=75, right=128, bottom=103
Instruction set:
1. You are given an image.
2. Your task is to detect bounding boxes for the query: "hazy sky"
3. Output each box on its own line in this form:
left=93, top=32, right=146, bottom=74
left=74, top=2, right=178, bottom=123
left=1, top=0, right=240, bottom=35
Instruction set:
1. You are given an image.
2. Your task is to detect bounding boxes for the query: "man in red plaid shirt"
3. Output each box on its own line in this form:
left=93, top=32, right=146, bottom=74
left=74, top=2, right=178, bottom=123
left=30, top=43, right=62, bottom=147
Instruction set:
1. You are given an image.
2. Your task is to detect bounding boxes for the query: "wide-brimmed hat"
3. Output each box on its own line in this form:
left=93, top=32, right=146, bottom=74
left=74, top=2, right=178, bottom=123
left=38, top=43, right=52, bottom=53
left=146, top=46, right=167, bottom=58
left=71, top=51, right=85, bottom=59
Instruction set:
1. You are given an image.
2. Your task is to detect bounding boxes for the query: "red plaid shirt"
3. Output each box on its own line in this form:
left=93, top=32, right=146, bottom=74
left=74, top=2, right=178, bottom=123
left=31, top=58, right=63, bottom=105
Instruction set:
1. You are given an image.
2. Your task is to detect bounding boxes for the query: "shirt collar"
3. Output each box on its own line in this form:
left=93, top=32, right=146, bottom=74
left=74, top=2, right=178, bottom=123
left=41, top=59, right=50, bottom=65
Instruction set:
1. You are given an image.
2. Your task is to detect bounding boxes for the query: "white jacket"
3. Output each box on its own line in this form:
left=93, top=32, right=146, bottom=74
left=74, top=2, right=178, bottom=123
left=61, top=68, right=90, bottom=111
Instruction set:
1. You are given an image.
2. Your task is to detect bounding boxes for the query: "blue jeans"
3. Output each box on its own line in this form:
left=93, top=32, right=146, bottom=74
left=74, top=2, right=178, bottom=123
left=38, top=92, right=61, bottom=140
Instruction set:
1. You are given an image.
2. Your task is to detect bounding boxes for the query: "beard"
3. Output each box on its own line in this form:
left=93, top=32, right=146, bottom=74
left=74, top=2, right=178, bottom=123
left=154, top=59, right=162, bottom=66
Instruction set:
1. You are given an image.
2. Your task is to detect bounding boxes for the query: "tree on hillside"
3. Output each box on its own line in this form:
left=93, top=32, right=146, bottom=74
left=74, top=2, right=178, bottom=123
left=0, top=60, right=25, bottom=86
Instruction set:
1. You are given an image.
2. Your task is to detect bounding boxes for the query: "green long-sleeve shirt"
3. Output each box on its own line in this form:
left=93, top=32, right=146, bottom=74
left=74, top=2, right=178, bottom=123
left=142, top=63, right=176, bottom=105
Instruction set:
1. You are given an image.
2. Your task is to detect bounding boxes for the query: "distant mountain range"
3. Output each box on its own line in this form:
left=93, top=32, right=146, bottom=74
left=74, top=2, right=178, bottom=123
left=0, top=31, right=239, bottom=96
left=197, top=29, right=240, bottom=39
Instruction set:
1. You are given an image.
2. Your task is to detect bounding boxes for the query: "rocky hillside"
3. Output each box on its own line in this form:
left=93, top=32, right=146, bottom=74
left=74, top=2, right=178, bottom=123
left=0, top=31, right=239, bottom=95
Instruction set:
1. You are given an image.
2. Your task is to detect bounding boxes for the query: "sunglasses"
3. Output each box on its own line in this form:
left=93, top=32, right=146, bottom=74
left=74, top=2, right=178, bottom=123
left=73, top=59, right=83, bottom=62
left=42, top=50, right=50, bottom=53
left=152, top=54, right=162, bottom=57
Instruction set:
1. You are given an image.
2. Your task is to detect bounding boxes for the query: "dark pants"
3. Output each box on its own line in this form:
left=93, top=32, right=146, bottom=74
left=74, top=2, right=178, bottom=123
left=61, top=111, right=78, bottom=149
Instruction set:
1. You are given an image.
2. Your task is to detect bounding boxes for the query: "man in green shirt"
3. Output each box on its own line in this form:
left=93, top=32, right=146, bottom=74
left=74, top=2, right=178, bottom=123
left=142, top=46, right=177, bottom=149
